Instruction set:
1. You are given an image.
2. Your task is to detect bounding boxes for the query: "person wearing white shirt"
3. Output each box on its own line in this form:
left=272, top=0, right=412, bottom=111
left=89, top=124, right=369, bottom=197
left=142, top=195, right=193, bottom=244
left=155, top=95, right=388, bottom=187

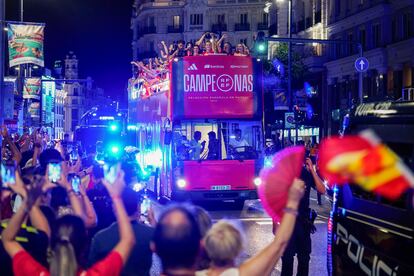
left=189, top=131, right=205, bottom=160
left=229, top=129, right=249, bottom=153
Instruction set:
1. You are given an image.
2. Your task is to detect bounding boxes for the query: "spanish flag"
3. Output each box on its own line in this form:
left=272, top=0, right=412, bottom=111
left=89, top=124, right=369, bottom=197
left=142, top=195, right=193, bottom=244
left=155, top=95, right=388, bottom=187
left=318, top=130, right=414, bottom=200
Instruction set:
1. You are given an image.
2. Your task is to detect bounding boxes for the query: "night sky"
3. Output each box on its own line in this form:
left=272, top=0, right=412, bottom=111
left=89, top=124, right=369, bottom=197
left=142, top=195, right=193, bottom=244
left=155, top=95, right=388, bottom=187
left=5, top=0, right=132, bottom=100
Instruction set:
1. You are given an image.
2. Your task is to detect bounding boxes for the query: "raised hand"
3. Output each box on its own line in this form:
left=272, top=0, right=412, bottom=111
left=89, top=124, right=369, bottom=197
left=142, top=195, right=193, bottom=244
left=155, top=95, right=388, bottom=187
left=102, top=165, right=125, bottom=198
left=7, top=171, right=28, bottom=200
left=1, top=126, right=9, bottom=139
left=286, top=178, right=305, bottom=209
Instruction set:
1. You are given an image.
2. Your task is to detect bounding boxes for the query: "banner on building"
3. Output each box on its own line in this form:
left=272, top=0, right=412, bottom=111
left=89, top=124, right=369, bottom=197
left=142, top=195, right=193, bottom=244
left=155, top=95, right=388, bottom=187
left=28, top=101, right=40, bottom=119
left=7, top=22, right=45, bottom=67
left=23, top=78, right=41, bottom=100
left=171, top=56, right=263, bottom=119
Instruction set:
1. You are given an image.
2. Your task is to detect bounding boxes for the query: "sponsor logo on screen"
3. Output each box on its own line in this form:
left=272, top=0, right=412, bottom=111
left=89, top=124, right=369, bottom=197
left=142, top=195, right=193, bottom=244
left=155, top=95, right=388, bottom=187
left=188, top=64, right=198, bottom=71
left=230, top=65, right=248, bottom=69
left=204, top=64, right=225, bottom=69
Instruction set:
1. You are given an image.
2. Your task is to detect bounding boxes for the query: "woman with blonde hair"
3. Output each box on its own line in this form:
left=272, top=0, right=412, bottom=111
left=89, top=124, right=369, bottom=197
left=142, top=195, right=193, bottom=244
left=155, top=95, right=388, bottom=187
left=197, top=178, right=305, bottom=276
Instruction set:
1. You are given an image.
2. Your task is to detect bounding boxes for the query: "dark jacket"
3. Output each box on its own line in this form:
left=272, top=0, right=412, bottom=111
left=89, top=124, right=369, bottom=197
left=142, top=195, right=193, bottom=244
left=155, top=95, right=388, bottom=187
left=88, top=221, right=154, bottom=276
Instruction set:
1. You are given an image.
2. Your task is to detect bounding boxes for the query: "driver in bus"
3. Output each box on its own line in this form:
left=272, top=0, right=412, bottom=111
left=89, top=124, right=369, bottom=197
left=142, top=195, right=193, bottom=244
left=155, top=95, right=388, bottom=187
left=229, top=129, right=249, bottom=153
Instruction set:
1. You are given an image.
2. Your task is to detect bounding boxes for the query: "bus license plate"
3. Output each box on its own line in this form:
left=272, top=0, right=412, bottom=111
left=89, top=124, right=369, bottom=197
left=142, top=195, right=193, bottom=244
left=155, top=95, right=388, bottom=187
left=211, top=185, right=231, bottom=191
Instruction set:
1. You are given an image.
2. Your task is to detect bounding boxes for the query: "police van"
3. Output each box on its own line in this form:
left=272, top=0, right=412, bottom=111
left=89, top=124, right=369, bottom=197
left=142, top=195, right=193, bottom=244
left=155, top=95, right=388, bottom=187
left=328, top=101, right=414, bottom=275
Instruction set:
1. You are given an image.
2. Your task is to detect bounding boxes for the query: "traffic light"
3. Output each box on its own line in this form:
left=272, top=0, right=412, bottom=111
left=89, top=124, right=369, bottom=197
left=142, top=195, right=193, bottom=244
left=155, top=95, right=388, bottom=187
left=255, top=31, right=268, bottom=57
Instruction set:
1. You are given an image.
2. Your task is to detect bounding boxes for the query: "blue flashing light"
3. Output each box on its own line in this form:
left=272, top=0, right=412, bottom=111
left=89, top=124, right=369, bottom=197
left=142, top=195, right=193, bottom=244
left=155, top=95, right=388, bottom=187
left=264, top=157, right=273, bottom=168
left=110, top=145, right=120, bottom=154
left=117, top=112, right=122, bottom=116
left=92, top=113, right=97, bottom=117
left=109, top=124, right=118, bottom=132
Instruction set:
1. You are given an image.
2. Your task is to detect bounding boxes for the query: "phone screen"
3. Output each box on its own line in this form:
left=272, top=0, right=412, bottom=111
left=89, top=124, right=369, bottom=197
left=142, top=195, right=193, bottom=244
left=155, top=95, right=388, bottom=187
left=71, top=176, right=81, bottom=193
left=1, top=163, right=16, bottom=187
left=103, top=163, right=117, bottom=184
left=141, top=198, right=151, bottom=216
left=70, top=150, right=79, bottom=162
left=48, top=162, right=62, bottom=183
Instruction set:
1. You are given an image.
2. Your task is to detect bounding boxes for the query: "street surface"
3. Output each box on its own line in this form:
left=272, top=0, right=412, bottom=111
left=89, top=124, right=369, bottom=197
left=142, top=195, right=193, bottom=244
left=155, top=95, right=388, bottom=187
left=150, top=190, right=331, bottom=275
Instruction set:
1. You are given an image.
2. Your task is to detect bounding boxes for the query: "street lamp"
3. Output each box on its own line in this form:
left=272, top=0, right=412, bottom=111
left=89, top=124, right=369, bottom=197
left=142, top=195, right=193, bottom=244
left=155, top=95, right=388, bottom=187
left=276, top=0, right=293, bottom=110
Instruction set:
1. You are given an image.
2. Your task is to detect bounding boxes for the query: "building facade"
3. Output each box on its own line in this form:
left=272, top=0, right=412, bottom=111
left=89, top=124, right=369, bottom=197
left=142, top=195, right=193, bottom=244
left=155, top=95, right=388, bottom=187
left=268, top=0, right=414, bottom=136
left=324, top=0, right=414, bottom=134
left=132, top=0, right=270, bottom=59
left=54, top=83, right=66, bottom=139
left=63, top=52, right=108, bottom=135
left=63, top=53, right=85, bottom=134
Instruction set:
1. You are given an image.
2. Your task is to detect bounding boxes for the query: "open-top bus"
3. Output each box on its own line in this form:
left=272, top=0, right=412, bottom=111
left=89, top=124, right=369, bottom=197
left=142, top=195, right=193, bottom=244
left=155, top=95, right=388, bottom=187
left=131, top=55, right=264, bottom=205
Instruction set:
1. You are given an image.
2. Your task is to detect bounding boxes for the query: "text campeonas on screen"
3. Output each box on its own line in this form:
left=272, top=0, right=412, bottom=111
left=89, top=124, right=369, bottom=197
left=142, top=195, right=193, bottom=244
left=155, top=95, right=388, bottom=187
left=183, top=74, right=253, bottom=93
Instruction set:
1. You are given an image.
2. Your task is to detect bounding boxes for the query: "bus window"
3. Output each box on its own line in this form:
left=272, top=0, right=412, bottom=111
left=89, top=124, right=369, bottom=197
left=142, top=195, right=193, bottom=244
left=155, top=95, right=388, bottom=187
left=172, top=120, right=263, bottom=161
left=223, top=121, right=263, bottom=160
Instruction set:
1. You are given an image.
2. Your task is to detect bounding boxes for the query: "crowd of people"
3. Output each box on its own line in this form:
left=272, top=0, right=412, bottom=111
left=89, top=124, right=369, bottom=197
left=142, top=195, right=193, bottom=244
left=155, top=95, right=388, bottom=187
left=0, top=124, right=312, bottom=276
left=129, top=32, right=252, bottom=99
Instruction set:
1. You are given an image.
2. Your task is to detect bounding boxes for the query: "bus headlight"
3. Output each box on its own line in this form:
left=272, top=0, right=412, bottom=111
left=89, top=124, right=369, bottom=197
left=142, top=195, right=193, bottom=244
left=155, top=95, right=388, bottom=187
left=254, top=177, right=262, bottom=186
left=177, top=179, right=187, bottom=189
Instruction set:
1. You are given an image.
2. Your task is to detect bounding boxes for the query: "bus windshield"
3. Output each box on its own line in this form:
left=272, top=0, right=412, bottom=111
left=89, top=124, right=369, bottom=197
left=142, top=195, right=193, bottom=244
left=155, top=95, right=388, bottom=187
left=172, top=120, right=263, bottom=161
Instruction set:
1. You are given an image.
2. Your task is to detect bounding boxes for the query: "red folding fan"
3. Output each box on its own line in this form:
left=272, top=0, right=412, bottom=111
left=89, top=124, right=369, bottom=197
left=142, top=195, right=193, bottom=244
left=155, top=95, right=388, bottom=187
left=258, top=146, right=305, bottom=222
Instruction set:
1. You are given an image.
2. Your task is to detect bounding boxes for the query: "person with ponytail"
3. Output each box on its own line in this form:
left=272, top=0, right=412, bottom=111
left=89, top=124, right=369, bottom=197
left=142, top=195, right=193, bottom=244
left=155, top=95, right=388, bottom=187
left=2, top=166, right=135, bottom=276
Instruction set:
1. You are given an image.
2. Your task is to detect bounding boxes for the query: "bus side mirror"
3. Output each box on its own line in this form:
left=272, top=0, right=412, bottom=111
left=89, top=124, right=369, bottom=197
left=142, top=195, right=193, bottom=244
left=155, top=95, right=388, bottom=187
left=164, top=131, right=172, bottom=145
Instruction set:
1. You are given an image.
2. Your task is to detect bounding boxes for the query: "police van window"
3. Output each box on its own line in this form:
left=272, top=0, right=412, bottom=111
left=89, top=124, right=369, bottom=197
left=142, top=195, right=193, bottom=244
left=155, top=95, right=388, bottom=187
left=349, top=185, right=377, bottom=202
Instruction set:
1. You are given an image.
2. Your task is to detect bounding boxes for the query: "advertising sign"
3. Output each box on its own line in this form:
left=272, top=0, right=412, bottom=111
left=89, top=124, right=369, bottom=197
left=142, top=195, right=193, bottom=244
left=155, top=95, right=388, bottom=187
left=23, top=78, right=41, bottom=100
left=7, top=22, right=45, bottom=67
left=42, top=77, right=55, bottom=126
left=285, top=112, right=295, bottom=129
left=28, top=101, right=40, bottom=119
left=171, top=56, right=263, bottom=119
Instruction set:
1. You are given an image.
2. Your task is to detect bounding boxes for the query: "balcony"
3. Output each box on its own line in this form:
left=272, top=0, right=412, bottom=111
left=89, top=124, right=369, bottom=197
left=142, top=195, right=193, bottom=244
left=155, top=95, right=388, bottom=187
left=235, top=23, right=250, bottom=31
left=212, top=24, right=227, bottom=32
left=140, top=26, right=157, bottom=35
left=257, top=23, right=268, bottom=30
left=168, top=25, right=183, bottom=33
left=138, top=0, right=185, bottom=12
